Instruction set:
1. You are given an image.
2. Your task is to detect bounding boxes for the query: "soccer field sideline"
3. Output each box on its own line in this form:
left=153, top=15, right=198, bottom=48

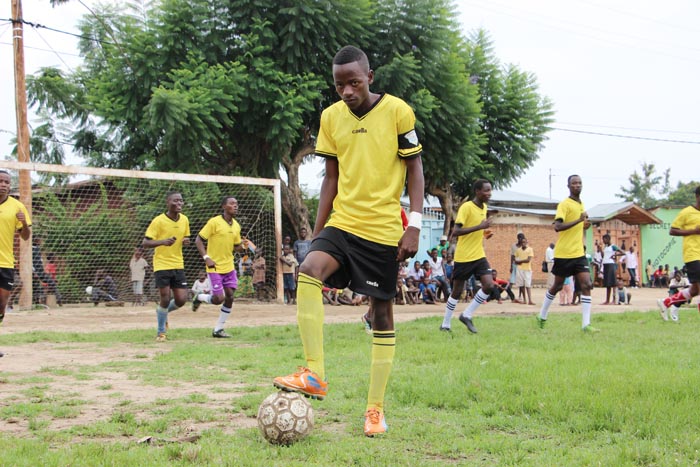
left=0, top=286, right=678, bottom=335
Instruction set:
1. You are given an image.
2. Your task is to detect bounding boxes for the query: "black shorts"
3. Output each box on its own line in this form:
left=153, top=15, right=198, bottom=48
left=0, top=268, right=14, bottom=291
left=309, top=226, right=398, bottom=300
left=452, top=258, right=491, bottom=281
left=154, top=269, right=188, bottom=289
left=551, top=257, right=589, bottom=278
left=686, top=261, right=700, bottom=283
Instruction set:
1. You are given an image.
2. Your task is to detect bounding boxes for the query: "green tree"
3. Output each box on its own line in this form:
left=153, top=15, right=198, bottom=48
left=31, top=0, right=552, bottom=236
left=616, top=162, right=668, bottom=209
left=665, top=181, right=699, bottom=207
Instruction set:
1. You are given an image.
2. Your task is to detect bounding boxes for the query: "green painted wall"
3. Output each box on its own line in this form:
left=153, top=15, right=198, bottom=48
left=640, top=208, right=684, bottom=279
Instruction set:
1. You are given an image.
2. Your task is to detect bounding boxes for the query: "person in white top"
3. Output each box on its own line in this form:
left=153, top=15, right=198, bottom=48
left=620, top=246, right=639, bottom=288
left=427, top=248, right=451, bottom=301
left=545, top=243, right=555, bottom=289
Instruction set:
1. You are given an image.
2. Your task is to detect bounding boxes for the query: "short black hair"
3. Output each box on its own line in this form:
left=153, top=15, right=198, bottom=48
left=695, top=185, right=700, bottom=196
left=473, top=179, right=491, bottom=192
left=333, top=46, right=369, bottom=69
left=567, top=174, right=581, bottom=184
left=0, top=170, right=9, bottom=176
left=166, top=191, right=181, bottom=200
left=220, top=195, right=236, bottom=207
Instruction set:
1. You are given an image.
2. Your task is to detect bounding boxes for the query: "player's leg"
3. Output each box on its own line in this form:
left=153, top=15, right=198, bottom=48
left=274, top=242, right=340, bottom=399
left=457, top=260, right=492, bottom=333
left=441, top=274, right=466, bottom=331
left=0, top=283, right=9, bottom=358
left=212, top=271, right=237, bottom=338
left=575, top=267, right=595, bottom=330
left=155, top=276, right=171, bottom=341
left=365, top=296, right=394, bottom=437
left=538, top=261, right=567, bottom=326
left=197, top=273, right=225, bottom=307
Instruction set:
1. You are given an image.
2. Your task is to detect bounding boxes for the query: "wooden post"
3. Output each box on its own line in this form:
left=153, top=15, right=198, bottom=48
left=12, top=0, right=33, bottom=309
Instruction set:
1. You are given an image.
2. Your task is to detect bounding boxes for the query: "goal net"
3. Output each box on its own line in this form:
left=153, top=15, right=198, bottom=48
left=1, top=161, right=282, bottom=307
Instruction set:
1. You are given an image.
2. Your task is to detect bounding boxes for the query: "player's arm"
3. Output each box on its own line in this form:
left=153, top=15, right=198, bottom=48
left=312, top=158, right=339, bottom=238
left=451, top=217, right=491, bottom=238
left=16, top=209, right=30, bottom=241
left=195, top=235, right=216, bottom=268
left=142, top=236, right=175, bottom=248
left=398, top=156, right=424, bottom=261
left=669, top=225, right=700, bottom=236
left=554, top=212, right=588, bottom=232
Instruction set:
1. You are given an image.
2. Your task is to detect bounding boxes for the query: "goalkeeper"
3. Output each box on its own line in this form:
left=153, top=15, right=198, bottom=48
left=193, top=196, right=250, bottom=338
left=142, top=191, right=190, bottom=342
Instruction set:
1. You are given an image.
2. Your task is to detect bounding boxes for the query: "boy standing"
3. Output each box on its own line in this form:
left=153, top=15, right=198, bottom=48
left=279, top=245, right=298, bottom=304
left=273, top=46, right=424, bottom=437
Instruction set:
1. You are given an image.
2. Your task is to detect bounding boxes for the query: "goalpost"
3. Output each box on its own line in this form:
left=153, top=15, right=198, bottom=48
left=1, top=161, right=283, bottom=307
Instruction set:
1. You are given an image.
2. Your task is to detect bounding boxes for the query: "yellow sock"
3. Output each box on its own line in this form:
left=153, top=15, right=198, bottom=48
left=296, top=273, right=325, bottom=380
left=367, top=330, right=396, bottom=411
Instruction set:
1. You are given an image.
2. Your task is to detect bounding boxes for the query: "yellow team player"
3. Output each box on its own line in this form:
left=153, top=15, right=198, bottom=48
left=0, top=170, right=31, bottom=358
left=193, top=196, right=249, bottom=338
left=657, top=185, right=700, bottom=321
left=273, top=45, right=424, bottom=437
left=440, top=179, right=495, bottom=334
left=536, top=174, right=596, bottom=331
left=142, top=191, right=190, bottom=341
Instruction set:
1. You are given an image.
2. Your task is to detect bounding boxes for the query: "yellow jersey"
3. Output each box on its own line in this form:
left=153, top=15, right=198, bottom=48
left=553, top=197, right=585, bottom=259
left=315, top=93, right=422, bottom=246
left=198, top=215, right=241, bottom=275
left=454, top=200, right=487, bottom=263
left=0, top=196, right=31, bottom=268
left=144, top=213, right=190, bottom=271
left=671, top=206, right=700, bottom=264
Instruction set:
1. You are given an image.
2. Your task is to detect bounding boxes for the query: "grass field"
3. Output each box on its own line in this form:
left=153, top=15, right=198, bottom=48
left=1, top=309, right=699, bottom=466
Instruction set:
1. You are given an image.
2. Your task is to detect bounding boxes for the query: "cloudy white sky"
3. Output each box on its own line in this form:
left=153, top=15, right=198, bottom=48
left=2, top=0, right=699, bottom=207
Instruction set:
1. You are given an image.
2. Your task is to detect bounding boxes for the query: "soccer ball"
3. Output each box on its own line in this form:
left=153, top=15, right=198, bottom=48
left=257, top=391, right=314, bottom=445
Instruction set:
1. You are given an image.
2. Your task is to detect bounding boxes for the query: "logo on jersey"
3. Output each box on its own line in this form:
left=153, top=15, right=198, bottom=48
left=404, top=130, right=419, bottom=145
left=365, top=280, right=379, bottom=287
left=352, top=128, right=368, bottom=134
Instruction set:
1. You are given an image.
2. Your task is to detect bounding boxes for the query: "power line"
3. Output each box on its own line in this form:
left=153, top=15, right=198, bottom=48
left=551, top=127, right=700, bottom=144
left=0, top=41, right=82, bottom=57
left=556, top=122, right=700, bottom=136
left=2, top=17, right=112, bottom=45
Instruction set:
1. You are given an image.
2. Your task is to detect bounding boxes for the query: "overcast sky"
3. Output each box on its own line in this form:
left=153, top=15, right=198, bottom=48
left=2, top=0, right=699, bottom=208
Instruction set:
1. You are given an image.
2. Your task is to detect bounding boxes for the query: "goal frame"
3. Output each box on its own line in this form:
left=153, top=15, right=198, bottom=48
left=0, top=160, right=284, bottom=306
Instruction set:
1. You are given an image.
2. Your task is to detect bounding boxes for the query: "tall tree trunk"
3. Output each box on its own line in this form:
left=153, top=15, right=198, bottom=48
left=280, top=128, right=315, bottom=238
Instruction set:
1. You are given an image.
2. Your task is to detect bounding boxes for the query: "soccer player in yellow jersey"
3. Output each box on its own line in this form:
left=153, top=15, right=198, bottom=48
left=273, top=45, right=424, bottom=437
left=0, top=170, right=31, bottom=358
left=657, top=185, right=700, bottom=321
left=142, top=191, right=190, bottom=341
left=536, top=175, right=596, bottom=331
left=440, top=179, right=495, bottom=334
left=194, top=196, right=248, bottom=338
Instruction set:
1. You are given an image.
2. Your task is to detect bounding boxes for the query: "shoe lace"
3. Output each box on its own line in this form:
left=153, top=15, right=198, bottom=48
left=366, top=408, right=381, bottom=424
left=294, top=366, right=312, bottom=376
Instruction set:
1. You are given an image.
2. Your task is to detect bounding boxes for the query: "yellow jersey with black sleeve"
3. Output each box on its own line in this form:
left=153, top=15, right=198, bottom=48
left=0, top=196, right=31, bottom=268
left=453, top=200, right=487, bottom=263
left=314, top=93, right=422, bottom=246
left=553, top=197, right=585, bottom=259
left=198, top=215, right=241, bottom=275
left=144, top=213, right=190, bottom=272
left=671, top=206, right=700, bottom=264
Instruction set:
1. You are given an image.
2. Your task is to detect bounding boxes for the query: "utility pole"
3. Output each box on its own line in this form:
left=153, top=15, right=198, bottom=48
left=12, top=0, right=33, bottom=309
left=548, top=168, right=552, bottom=199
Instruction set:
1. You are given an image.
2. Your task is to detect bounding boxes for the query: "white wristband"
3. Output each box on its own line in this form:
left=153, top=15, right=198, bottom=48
left=203, top=255, right=210, bottom=260
left=408, top=211, right=422, bottom=229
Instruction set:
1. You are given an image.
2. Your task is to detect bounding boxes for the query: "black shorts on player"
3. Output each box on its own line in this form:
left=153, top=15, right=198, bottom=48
left=154, top=269, right=188, bottom=289
left=452, top=257, right=491, bottom=281
left=308, top=226, right=398, bottom=301
left=551, top=257, right=589, bottom=278
left=0, top=268, right=14, bottom=291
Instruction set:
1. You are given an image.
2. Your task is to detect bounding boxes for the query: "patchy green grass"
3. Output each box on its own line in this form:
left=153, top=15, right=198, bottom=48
left=0, top=311, right=699, bottom=465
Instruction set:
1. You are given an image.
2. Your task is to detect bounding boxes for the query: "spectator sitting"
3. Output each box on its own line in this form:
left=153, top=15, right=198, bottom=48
left=322, top=286, right=341, bottom=306
left=487, top=269, right=515, bottom=303
left=668, top=271, right=690, bottom=300
left=419, top=276, right=438, bottom=304
left=405, top=278, right=420, bottom=304
left=92, top=269, right=122, bottom=306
